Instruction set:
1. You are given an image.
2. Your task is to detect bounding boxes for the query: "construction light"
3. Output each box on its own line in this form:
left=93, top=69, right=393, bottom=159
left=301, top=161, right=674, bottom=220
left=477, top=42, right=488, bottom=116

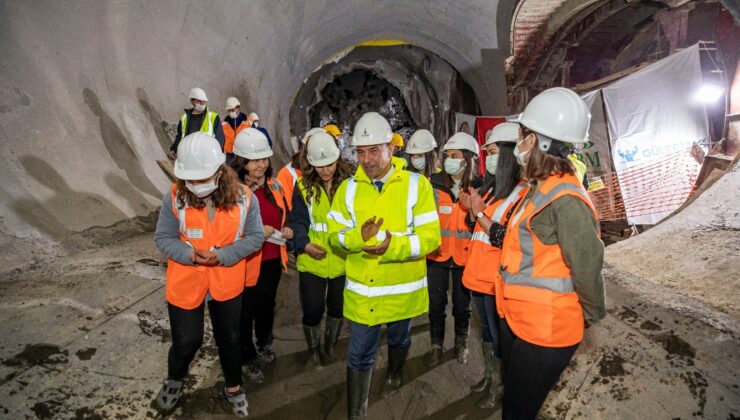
left=695, top=83, right=724, bottom=103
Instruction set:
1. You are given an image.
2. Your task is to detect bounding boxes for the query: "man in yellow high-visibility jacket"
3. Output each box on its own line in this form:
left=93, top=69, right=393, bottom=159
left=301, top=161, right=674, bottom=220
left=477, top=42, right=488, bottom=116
left=328, top=112, right=441, bottom=419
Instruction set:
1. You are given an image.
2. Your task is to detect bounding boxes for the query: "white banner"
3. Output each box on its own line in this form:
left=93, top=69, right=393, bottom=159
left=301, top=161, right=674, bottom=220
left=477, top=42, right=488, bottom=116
left=579, top=91, right=611, bottom=177
left=602, top=44, right=707, bottom=225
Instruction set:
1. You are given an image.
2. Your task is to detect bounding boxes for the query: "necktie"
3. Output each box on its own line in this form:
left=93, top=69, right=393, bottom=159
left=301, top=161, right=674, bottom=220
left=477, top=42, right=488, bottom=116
left=374, top=180, right=384, bottom=192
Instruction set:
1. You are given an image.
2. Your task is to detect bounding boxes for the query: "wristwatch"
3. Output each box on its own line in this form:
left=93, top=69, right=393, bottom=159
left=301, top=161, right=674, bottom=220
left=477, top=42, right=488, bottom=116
left=476, top=211, right=485, bottom=219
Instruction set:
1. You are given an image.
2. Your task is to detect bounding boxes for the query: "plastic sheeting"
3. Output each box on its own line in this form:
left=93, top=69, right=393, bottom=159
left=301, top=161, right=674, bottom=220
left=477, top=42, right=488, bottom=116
left=580, top=91, right=612, bottom=177
left=602, top=44, right=707, bottom=225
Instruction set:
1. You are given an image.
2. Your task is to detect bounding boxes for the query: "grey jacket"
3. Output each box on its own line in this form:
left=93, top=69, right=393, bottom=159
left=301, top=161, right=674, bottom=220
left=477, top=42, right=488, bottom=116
left=154, top=191, right=265, bottom=266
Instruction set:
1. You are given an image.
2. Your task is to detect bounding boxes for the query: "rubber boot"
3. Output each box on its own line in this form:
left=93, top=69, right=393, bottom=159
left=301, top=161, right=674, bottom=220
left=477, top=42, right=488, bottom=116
left=478, top=356, right=502, bottom=409
left=424, top=335, right=444, bottom=367
left=302, top=324, right=321, bottom=369
left=347, top=367, right=373, bottom=420
left=322, top=316, right=343, bottom=365
left=382, top=347, right=409, bottom=397
left=470, top=342, right=493, bottom=392
left=454, top=333, right=469, bottom=365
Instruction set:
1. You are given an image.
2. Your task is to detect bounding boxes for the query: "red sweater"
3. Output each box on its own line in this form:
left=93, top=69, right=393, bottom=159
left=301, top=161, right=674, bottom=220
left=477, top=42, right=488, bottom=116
left=254, top=186, right=282, bottom=261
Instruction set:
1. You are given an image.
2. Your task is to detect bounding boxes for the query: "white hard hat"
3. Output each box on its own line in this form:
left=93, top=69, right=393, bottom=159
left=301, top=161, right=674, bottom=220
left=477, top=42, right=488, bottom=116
left=306, top=131, right=340, bottom=167
left=248, top=112, right=259, bottom=121
left=188, top=87, right=208, bottom=102
left=174, top=132, right=225, bottom=180
left=301, top=127, right=325, bottom=145
left=224, top=97, right=240, bottom=109
left=512, top=87, right=591, bottom=146
left=406, top=129, right=437, bottom=154
left=443, top=132, right=480, bottom=156
left=233, top=128, right=273, bottom=160
left=486, top=123, right=519, bottom=145
left=352, top=112, right=393, bottom=146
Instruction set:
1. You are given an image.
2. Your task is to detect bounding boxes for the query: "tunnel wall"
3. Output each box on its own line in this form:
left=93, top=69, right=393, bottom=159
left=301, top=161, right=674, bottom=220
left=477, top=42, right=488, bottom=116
left=0, top=0, right=514, bottom=244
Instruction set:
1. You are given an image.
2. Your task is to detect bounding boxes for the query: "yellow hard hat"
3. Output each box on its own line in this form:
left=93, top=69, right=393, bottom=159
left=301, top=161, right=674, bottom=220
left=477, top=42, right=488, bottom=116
left=391, top=132, right=404, bottom=148
left=323, top=124, right=341, bottom=137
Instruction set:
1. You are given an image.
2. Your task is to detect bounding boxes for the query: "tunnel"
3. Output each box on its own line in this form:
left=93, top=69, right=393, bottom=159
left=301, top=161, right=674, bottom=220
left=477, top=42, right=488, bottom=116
left=0, top=1, right=738, bottom=419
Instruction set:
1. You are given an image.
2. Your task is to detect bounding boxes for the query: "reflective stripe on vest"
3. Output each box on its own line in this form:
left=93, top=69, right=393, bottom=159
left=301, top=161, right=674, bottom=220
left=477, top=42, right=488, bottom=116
left=286, top=165, right=298, bottom=187
left=346, top=276, right=427, bottom=298
left=503, top=182, right=597, bottom=294
left=180, top=110, right=218, bottom=137
left=306, top=188, right=328, bottom=232
left=176, top=188, right=251, bottom=242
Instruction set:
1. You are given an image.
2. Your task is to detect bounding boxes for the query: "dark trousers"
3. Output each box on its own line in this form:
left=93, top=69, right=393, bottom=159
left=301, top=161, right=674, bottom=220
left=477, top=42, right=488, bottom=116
left=167, top=293, right=243, bottom=387
left=499, top=318, right=578, bottom=420
left=427, top=263, right=471, bottom=344
left=347, top=318, right=412, bottom=371
left=241, top=258, right=283, bottom=361
left=298, top=271, right=345, bottom=326
left=471, top=292, right=501, bottom=357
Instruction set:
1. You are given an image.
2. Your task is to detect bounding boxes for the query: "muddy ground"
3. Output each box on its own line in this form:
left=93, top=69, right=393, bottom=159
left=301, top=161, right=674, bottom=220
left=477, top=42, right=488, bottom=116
left=0, top=229, right=737, bottom=419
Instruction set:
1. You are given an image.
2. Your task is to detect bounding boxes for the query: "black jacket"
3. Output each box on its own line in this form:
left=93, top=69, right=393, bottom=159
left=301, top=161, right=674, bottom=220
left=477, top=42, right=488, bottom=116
left=170, top=107, right=226, bottom=152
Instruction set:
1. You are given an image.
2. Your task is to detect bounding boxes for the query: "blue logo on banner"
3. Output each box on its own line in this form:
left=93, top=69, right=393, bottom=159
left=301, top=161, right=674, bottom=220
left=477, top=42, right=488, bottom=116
left=617, top=146, right=639, bottom=163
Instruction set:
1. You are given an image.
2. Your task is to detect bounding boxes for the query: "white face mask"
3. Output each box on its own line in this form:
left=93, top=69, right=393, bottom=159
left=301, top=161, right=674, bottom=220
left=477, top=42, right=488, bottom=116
left=228, top=112, right=238, bottom=119
left=514, top=142, right=529, bottom=166
left=485, top=154, right=499, bottom=175
left=194, top=103, right=206, bottom=112
left=186, top=179, right=219, bottom=198
left=444, top=158, right=465, bottom=176
left=411, top=155, right=426, bottom=171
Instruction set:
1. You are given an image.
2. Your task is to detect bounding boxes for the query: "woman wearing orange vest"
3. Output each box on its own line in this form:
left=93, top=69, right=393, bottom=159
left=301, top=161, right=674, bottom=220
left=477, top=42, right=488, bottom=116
left=153, top=133, right=264, bottom=417
left=222, top=97, right=251, bottom=157
left=405, top=129, right=440, bottom=179
left=458, top=123, right=524, bottom=409
left=230, top=128, right=292, bottom=383
left=498, top=88, right=606, bottom=420
left=425, top=132, right=481, bottom=367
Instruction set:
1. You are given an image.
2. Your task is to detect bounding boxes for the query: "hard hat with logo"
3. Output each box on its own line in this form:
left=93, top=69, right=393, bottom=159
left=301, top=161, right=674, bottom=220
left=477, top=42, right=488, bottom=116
left=224, top=97, right=240, bottom=109
left=391, top=132, right=404, bottom=148
left=352, top=112, right=393, bottom=147
left=188, top=87, right=208, bottom=102
left=323, top=124, right=341, bottom=137
left=233, top=128, right=273, bottom=160
left=486, top=122, right=519, bottom=145
left=174, top=132, right=224, bottom=180
left=443, top=132, right=480, bottom=156
left=512, top=87, right=591, bottom=150
left=306, top=131, right=340, bottom=167
left=248, top=112, right=259, bottom=121
left=406, top=129, right=437, bottom=154
left=301, top=127, right=325, bottom=145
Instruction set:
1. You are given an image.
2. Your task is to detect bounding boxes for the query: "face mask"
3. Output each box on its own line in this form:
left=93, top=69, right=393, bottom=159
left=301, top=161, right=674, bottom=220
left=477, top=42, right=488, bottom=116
left=252, top=121, right=259, bottom=128
left=485, top=154, right=498, bottom=175
left=514, top=142, right=529, bottom=166
left=228, top=112, right=238, bottom=119
left=444, top=158, right=465, bottom=176
left=194, top=103, right=206, bottom=112
left=411, top=156, right=426, bottom=171
left=186, top=179, right=218, bottom=198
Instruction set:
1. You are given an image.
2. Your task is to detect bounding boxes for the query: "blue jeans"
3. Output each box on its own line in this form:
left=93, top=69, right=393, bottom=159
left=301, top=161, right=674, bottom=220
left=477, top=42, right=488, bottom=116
left=347, top=319, right=412, bottom=371
left=472, top=292, right=501, bottom=358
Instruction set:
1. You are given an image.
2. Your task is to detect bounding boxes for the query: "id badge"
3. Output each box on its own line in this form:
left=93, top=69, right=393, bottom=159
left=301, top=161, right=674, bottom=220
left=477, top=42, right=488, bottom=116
left=186, top=228, right=204, bottom=239
left=439, top=206, right=453, bottom=214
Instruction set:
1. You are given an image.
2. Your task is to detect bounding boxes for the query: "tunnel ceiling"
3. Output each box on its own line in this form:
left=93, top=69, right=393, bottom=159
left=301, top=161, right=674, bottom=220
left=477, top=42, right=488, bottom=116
left=290, top=44, right=479, bottom=150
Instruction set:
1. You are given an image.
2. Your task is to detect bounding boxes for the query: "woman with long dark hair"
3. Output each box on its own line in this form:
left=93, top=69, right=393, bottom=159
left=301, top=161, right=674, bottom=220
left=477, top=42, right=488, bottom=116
left=498, top=88, right=606, bottom=419
left=153, top=133, right=264, bottom=417
left=458, top=123, right=526, bottom=408
left=287, top=131, right=353, bottom=367
left=405, top=129, right=440, bottom=179
left=424, top=132, right=480, bottom=367
left=229, top=128, right=292, bottom=384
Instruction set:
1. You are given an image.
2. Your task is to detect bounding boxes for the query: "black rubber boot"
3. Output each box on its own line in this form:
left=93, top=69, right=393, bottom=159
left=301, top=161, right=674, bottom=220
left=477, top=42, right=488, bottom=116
left=424, top=336, right=444, bottom=367
left=478, top=356, right=502, bottom=408
left=470, top=342, right=493, bottom=392
left=347, top=367, right=373, bottom=419
left=322, top=316, right=343, bottom=365
left=382, top=347, right=409, bottom=397
left=454, top=333, right=469, bottom=365
left=303, top=324, right=321, bottom=369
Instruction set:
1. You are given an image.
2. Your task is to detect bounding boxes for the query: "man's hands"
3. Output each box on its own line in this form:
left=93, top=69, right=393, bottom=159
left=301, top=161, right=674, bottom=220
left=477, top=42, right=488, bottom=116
left=361, top=216, right=384, bottom=242
left=305, top=243, right=327, bottom=260
left=362, top=230, right=391, bottom=256
left=167, top=150, right=177, bottom=161
left=192, top=249, right=220, bottom=266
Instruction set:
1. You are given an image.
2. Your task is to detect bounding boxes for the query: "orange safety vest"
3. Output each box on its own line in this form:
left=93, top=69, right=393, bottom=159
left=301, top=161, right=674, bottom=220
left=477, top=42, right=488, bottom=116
left=497, top=173, right=599, bottom=348
left=166, top=184, right=253, bottom=309
left=222, top=119, right=251, bottom=153
left=276, top=164, right=301, bottom=210
left=462, top=183, right=528, bottom=295
left=427, top=188, right=472, bottom=266
left=244, top=177, right=289, bottom=286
